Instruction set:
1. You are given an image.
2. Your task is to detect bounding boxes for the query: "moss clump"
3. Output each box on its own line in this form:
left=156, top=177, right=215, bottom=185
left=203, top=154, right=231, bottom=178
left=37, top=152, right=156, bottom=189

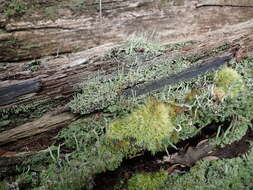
left=3, top=0, right=27, bottom=18
left=106, top=99, right=178, bottom=155
left=127, top=170, right=168, bottom=190
left=214, top=67, right=245, bottom=100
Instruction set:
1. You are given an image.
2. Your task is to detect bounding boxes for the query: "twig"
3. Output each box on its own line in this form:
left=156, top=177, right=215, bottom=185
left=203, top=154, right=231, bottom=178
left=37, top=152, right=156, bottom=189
left=196, top=4, right=253, bottom=8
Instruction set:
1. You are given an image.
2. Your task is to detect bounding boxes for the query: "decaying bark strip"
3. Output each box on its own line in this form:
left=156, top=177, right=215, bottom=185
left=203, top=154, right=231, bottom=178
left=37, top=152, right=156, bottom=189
left=122, top=56, right=232, bottom=97
left=0, top=79, right=41, bottom=106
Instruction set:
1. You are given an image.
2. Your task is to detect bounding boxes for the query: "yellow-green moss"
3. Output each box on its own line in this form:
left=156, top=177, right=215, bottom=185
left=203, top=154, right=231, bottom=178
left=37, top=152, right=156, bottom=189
left=214, top=67, right=245, bottom=100
left=106, top=99, right=177, bottom=155
left=127, top=170, right=168, bottom=190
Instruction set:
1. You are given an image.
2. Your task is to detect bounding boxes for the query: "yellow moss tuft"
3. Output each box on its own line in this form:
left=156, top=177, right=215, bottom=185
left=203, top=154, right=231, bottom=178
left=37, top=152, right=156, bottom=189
left=214, top=67, right=245, bottom=100
left=106, top=99, right=177, bottom=155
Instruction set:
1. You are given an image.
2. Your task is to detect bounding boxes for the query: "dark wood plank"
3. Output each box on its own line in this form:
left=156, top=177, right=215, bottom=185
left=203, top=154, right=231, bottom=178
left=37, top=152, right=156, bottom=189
left=0, top=80, right=41, bottom=106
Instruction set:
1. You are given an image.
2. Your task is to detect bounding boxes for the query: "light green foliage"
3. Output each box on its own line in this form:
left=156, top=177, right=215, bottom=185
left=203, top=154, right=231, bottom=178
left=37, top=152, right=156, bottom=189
left=57, top=117, right=106, bottom=150
left=162, top=150, right=253, bottom=190
left=214, top=67, right=245, bottom=99
left=122, top=33, right=165, bottom=55
left=106, top=99, right=177, bottom=154
left=38, top=56, right=252, bottom=190
left=69, top=75, right=123, bottom=114
left=69, top=40, right=231, bottom=116
left=4, top=0, right=27, bottom=17
left=127, top=170, right=168, bottom=190
left=9, top=37, right=253, bottom=190
left=70, top=47, right=193, bottom=115
left=37, top=116, right=124, bottom=189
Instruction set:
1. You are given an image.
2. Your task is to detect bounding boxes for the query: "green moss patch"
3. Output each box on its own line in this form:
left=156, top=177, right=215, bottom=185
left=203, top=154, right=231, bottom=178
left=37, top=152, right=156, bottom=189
left=127, top=170, right=168, bottom=190
left=106, top=99, right=177, bottom=154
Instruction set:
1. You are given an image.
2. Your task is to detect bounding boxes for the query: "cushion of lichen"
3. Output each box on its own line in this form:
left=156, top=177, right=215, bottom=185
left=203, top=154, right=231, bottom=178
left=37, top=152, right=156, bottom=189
left=106, top=99, right=177, bottom=154
left=214, top=67, right=245, bottom=99
left=127, top=170, right=168, bottom=190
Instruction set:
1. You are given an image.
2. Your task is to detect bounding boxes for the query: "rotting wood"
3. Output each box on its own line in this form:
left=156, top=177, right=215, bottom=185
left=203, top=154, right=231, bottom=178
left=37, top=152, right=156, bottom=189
left=0, top=79, right=41, bottom=106
left=0, top=111, right=77, bottom=146
left=1, top=0, right=253, bottom=62
left=0, top=1, right=253, bottom=154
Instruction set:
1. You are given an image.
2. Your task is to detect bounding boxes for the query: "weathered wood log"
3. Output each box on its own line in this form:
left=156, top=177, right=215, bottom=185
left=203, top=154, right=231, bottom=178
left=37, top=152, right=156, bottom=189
left=1, top=0, right=253, bottom=62
left=1, top=0, right=253, bottom=154
left=0, top=30, right=253, bottom=147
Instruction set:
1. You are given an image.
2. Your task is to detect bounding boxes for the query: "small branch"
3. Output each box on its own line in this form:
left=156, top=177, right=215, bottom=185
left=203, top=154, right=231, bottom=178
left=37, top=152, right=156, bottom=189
left=196, top=4, right=253, bottom=8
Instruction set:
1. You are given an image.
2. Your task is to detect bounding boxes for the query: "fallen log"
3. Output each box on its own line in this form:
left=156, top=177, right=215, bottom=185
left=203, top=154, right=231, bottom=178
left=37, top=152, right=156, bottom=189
left=1, top=0, right=253, bottom=156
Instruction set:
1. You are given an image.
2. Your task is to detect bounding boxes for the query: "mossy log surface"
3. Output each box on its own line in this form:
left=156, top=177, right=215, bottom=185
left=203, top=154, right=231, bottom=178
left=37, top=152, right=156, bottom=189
left=0, top=30, right=253, bottom=148
left=0, top=1, right=253, bottom=174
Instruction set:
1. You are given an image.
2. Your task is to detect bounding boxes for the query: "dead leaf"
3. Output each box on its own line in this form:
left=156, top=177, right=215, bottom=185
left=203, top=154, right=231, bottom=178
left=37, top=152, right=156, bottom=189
left=197, top=139, right=209, bottom=147
left=167, top=164, right=181, bottom=174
